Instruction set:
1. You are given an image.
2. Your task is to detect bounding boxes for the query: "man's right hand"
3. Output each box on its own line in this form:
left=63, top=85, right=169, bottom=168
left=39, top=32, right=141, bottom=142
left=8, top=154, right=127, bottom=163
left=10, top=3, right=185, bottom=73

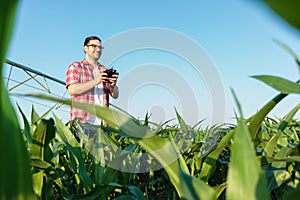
left=95, top=70, right=109, bottom=84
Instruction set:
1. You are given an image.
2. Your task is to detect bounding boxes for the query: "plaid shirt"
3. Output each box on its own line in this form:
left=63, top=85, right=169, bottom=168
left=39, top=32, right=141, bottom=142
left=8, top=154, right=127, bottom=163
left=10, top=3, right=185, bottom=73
left=66, top=59, right=110, bottom=123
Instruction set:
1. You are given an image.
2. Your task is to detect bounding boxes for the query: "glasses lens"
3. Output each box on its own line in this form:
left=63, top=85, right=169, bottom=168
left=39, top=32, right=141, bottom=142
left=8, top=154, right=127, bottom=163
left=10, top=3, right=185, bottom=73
left=88, top=44, right=104, bottom=50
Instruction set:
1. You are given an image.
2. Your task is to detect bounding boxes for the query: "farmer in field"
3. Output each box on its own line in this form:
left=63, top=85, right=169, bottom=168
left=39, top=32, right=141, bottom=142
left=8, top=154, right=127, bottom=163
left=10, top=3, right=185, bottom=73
left=66, top=36, right=119, bottom=138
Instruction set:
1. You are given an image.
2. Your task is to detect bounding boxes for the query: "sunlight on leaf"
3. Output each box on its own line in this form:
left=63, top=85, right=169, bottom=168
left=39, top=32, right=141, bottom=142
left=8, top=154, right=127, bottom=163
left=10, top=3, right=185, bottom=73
left=226, top=94, right=269, bottom=200
left=252, top=75, right=300, bottom=94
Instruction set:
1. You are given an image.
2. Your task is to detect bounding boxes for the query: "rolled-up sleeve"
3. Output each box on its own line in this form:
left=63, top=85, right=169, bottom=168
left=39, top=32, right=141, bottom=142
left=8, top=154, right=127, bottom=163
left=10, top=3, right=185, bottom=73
left=66, top=62, right=80, bottom=89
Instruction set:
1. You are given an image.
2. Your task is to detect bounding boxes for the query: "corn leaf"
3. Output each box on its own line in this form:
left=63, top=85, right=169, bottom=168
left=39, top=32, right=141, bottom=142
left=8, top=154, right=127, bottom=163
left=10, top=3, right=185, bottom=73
left=30, top=118, right=55, bottom=161
left=226, top=91, right=269, bottom=200
left=198, top=129, right=235, bottom=181
left=267, top=156, right=300, bottom=162
left=17, top=103, right=32, bottom=144
left=273, top=39, right=300, bottom=69
left=267, top=147, right=291, bottom=193
left=0, top=0, right=36, bottom=199
left=180, top=169, right=216, bottom=200
left=31, top=105, right=40, bottom=124
left=251, top=75, right=300, bottom=94
left=282, top=187, right=300, bottom=200
left=265, top=103, right=300, bottom=156
left=248, top=93, right=287, bottom=139
left=213, top=183, right=226, bottom=199
left=263, top=0, right=300, bottom=31
left=226, top=118, right=269, bottom=200
left=30, top=118, right=55, bottom=197
left=53, top=114, right=94, bottom=192
left=128, top=186, right=146, bottom=200
left=0, top=0, right=18, bottom=68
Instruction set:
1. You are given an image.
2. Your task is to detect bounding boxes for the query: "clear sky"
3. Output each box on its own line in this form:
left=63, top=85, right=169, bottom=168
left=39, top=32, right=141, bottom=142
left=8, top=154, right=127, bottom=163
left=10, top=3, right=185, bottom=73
left=4, top=0, right=300, bottom=126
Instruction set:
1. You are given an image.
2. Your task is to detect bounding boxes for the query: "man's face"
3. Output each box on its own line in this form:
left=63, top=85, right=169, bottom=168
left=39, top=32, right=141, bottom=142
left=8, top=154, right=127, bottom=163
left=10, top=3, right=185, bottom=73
left=84, top=39, right=103, bottom=61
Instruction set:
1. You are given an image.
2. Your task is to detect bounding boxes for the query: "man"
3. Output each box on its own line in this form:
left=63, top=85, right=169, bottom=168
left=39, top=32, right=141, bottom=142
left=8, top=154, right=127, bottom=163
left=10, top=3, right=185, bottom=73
left=66, top=36, right=119, bottom=130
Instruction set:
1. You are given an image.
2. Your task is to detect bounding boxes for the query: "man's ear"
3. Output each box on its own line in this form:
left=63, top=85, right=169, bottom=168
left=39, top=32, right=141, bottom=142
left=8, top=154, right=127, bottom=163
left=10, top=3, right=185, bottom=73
left=83, top=46, right=88, bottom=53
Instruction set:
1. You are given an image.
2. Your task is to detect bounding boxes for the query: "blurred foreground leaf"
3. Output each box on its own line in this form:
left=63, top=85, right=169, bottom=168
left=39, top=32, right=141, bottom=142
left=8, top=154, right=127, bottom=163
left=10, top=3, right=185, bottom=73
left=263, top=0, right=300, bottom=31
left=0, top=0, right=36, bottom=199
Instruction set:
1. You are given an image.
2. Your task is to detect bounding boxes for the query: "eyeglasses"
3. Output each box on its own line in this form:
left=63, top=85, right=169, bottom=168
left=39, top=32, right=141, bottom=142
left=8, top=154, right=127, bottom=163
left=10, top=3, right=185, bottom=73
left=87, top=44, right=104, bottom=50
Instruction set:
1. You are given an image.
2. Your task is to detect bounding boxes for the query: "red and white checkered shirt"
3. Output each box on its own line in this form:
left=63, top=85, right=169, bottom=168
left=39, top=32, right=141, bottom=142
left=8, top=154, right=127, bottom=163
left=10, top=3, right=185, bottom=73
left=66, top=59, right=110, bottom=123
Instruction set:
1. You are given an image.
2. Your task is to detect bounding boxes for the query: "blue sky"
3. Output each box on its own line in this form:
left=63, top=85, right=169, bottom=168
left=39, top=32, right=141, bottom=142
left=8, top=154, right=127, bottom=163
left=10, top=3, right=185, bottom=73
left=4, top=0, right=300, bottom=126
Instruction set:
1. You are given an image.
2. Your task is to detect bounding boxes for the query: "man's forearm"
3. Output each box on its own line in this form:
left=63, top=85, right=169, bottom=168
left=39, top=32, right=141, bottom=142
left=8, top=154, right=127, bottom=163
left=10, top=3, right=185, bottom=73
left=110, top=85, right=119, bottom=99
left=67, top=79, right=97, bottom=95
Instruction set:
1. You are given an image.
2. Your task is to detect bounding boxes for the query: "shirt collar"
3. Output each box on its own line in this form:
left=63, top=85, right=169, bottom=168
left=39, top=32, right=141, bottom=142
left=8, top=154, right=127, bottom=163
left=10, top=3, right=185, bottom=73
left=82, top=58, right=102, bottom=69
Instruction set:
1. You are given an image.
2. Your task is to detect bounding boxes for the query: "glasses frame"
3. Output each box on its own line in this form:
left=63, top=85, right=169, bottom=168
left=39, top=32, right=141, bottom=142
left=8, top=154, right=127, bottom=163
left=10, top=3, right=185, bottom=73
left=87, top=44, right=104, bottom=50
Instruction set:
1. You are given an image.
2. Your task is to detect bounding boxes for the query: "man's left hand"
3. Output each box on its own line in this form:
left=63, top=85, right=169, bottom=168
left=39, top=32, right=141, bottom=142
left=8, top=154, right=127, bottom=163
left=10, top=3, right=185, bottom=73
left=109, top=73, right=118, bottom=87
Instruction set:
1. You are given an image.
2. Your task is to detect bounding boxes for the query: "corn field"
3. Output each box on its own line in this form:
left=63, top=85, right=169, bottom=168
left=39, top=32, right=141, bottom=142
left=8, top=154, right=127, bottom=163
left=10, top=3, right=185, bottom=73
left=1, top=0, right=300, bottom=199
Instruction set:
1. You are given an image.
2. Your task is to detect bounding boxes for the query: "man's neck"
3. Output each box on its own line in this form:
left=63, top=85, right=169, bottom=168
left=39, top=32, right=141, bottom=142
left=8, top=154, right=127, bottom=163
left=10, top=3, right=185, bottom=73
left=85, top=57, right=98, bottom=67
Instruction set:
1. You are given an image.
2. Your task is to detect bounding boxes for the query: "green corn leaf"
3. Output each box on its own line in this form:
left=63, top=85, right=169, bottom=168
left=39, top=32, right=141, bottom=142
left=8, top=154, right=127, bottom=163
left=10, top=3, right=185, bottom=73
left=71, top=183, right=125, bottom=200
left=251, top=75, right=300, bottom=94
left=226, top=118, right=269, bottom=200
left=198, top=129, right=235, bottom=182
left=30, top=118, right=55, bottom=161
left=180, top=169, right=216, bottom=200
left=31, top=105, right=40, bottom=124
left=30, top=105, right=54, bottom=125
left=265, top=103, right=300, bottom=156
left=0, top=0, right=18, bottom=68
left=128, top=186, right=146, bottom=200
left=273, top=39, right=300, bottom=70
left=230, top=88, right=243, bottom=117
left=17, top=103, right=32, bottom=144
left=213, top=183, right=226, bottom=199
left=53, top=114, right=81, bottom=147
left=274, top=39, right=299, bottom=60
left=263, top=0, right=300, bottom=32
left=113, top=195, right=136, bottom=200
left=248, top=93, right=287, bottom=139
left=0, top=81, right=36, bottom=199
left=89, top=131, right=119, bottom=189
left=0, top=0, right=36, bottom=198
left=227, top=91, right=269, bottom=200
left=282, top=187, right=300, bottom=200
left=30, top=118, right=55, bottom=197
left=92, top=162, right=118, bottom=195
left=138, top=135, right=190, bottom=197
left=267, top=147, right=291, bottom=193
left=267, top=156, right=300, bottom=163
left=53, top=114, right=95, bottom=192
left=70, top=185, right=104, bottom=200
left=31, top=158, right=56, bottom=172
left=71, top=148, right=94, bottom=192
left=175, top=109, right=189, bottom=133
left=31, top=171, right=44, bottom=198
left=143, top=112, right=150, bottom=126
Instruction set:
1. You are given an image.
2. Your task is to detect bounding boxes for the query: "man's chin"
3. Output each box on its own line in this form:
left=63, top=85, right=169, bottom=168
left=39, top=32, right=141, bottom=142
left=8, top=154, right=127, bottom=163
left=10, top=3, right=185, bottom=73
left=94, top=55, right=101, bottom=60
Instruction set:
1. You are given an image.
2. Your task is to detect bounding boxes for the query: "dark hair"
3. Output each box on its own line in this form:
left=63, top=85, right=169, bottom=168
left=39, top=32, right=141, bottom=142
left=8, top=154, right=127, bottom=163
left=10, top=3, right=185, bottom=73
left=84, top=36, right=101, bottom=46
